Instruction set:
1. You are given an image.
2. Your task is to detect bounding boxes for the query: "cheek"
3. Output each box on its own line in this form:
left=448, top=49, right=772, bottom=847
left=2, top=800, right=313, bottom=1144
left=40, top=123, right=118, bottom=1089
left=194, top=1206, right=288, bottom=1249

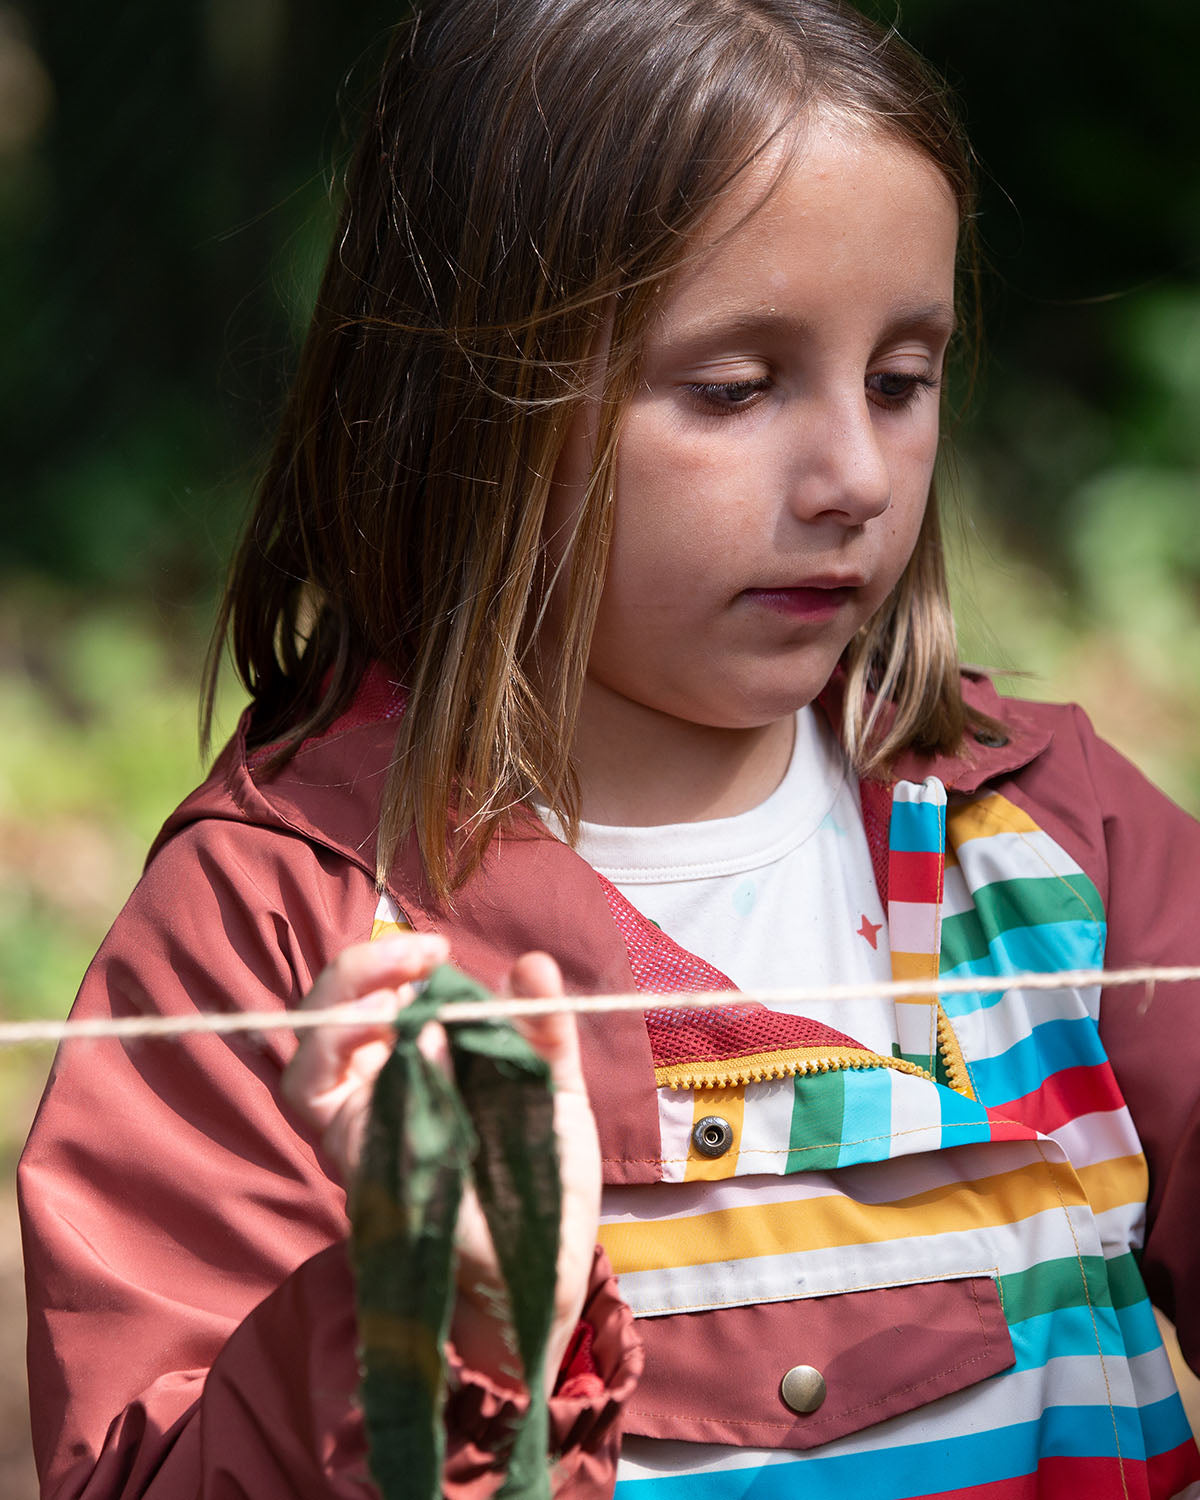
left=610, top=420, right=751, bottom=575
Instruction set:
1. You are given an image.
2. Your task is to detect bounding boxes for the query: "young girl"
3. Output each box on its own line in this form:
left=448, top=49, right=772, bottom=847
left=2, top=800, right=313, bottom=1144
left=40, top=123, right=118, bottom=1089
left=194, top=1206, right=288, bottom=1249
left=20, top=0, right=1200, bottom=1497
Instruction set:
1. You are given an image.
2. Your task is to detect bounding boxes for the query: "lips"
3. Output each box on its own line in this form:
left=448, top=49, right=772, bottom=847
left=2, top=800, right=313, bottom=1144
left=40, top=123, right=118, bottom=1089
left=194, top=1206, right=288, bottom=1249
left=741, top=579, right=861, bottom=620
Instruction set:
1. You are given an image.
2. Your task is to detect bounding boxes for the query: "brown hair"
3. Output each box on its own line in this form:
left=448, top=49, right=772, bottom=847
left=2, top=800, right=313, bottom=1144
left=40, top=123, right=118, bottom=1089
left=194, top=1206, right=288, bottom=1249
left=204, top=0, right=984, bottom=898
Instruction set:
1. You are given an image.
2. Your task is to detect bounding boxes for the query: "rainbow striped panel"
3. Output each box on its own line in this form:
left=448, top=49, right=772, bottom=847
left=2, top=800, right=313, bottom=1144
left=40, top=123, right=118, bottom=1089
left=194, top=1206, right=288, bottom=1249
left=606, top=780, right=1200, bottom=1500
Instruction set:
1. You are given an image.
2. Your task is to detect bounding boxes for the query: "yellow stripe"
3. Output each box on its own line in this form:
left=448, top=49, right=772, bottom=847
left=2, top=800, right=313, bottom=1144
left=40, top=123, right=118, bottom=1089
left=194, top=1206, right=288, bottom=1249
left=947, top=792, right=1040, bottom=845
left=890, top=950, right=940, bottom=985
left=685, top=1087, right=745, bottom=1181
left=1077, top=1153, right=1148, bottom=1217
left=599, top=1157, right=1085, bottom=1275
left=371, top=917, right=413, bottom=941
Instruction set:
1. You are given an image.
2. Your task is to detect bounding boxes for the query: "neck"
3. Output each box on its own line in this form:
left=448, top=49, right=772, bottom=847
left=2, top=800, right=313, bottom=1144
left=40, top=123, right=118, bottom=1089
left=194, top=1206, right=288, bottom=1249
left=568, top=683, right=797, bottom=827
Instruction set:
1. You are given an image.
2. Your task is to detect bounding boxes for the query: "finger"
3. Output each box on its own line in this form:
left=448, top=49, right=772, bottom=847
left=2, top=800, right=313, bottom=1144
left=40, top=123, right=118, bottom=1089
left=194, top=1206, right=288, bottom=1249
left=299, top=931, right=450, bottom=1012
left=282, top=932, right=449, bottom=1115
left=507, top=952, right=587, bottom=1095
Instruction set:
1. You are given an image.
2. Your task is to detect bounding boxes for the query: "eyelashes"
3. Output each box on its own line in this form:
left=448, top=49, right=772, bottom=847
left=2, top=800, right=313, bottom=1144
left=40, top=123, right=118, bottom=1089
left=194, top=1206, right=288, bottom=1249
left=682, top=371, right=941, bottom=417
left=682, top=378, right=772, bottom=413
left=865, top=371, right=941, bottom=411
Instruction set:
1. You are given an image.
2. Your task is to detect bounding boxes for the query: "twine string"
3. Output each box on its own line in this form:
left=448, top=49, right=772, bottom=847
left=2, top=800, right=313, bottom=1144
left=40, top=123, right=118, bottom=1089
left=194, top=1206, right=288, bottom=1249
left=0, top=963, right=1194, bottom=1048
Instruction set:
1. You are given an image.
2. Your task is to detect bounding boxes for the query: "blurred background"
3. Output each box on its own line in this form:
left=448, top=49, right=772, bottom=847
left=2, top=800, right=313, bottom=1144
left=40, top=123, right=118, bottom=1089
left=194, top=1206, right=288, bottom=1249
left=2, top=0, right=1199, bottom=1491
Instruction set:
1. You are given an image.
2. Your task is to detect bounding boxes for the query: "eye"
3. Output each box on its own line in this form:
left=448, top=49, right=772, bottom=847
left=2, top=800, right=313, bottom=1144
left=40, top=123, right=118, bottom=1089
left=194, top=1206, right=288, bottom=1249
left=682, top=377, right=772, bottom=415
left=866, top=370, right=941, bottom=411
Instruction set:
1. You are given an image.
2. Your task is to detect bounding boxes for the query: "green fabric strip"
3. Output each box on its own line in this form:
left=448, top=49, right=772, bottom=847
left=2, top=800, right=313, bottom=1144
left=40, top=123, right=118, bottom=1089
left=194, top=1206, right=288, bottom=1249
left=940, top=873, right=1103, bottom=964
left=350, top=965, right=561, bottom=1500
left=787, top=1069, right=846, bottom=1173
left=996, top=1251, right=1149, bottom=1325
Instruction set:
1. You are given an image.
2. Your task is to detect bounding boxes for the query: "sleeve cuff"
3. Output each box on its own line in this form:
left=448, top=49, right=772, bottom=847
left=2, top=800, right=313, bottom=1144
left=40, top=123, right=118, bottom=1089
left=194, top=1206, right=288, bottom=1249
left=444, top=1245, right=643, bottom=1499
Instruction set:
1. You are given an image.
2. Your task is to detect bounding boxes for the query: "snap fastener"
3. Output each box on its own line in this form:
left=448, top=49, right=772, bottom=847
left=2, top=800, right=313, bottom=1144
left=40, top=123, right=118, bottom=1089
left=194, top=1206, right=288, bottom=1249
left=973, top=727, right=1010, bottom=748
left=691, top=1115, right=734, bottom=1158
left=781, top=1364, right=827, bottom=1414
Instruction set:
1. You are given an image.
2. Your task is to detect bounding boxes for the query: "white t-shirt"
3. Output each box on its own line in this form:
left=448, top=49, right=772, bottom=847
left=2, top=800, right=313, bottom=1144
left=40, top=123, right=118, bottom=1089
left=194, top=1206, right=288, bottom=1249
left=545, top=708, right=899, bottom=1056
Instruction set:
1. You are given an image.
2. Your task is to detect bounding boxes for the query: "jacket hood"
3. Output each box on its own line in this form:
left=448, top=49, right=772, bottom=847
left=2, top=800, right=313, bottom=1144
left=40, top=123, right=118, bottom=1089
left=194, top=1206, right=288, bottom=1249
left=153, top=667, right=1055, bottom=890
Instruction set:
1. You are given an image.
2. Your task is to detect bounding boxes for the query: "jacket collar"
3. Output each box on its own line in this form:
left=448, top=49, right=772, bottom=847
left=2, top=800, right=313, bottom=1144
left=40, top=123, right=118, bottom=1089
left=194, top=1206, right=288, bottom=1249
left=157, top=666, right=1053, bottom=895
left=818, top=669, right=1052, bottom=795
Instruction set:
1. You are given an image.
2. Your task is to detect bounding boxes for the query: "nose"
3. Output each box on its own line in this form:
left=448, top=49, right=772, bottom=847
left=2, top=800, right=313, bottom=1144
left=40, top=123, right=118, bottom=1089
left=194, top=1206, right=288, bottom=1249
left=785, top=395, right=892, bottom=527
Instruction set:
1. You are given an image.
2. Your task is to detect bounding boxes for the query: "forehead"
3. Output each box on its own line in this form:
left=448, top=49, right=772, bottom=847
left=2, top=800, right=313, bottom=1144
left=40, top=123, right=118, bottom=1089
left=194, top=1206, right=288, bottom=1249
left=649, top=116, right=960, bottom=346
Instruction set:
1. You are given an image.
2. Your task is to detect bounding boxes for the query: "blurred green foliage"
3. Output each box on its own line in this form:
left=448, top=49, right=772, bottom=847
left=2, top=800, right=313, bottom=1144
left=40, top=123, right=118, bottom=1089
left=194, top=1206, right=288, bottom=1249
left=1, top=0, right=1199, bottom=1052
left=3, top=0, right=1197, bottom=596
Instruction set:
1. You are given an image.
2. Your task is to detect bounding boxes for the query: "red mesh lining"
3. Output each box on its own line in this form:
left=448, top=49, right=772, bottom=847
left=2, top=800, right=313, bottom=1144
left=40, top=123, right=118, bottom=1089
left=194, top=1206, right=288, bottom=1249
left=247, top=662, right=406, bottom=767
left=598, top=874, right=736, bottom=997
left=644, top=1003, right=868, bottom=1068
left=327, top=662, right=406, bottom=734
left=858, top=776, right=892, bottom=909
left=598, top=876, right=868, bottom=1066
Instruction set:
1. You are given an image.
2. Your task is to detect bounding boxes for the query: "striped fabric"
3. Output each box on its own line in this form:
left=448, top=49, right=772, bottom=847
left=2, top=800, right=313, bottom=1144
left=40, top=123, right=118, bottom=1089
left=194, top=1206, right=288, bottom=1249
left=601, top=779, right=1200, bottom=1500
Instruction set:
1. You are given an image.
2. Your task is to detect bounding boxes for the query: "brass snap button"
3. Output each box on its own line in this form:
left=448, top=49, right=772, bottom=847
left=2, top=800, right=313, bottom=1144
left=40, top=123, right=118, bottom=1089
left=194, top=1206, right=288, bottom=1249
left=973, top=728, right=1010, bottom=748
left=780, top=1364, right=827, bottom=1414
left=691, top=1115, right=734, bottom=1158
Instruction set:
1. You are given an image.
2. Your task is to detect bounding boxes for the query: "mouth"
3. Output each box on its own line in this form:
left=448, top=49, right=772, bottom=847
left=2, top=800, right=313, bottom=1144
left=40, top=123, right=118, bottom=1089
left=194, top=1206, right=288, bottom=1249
left=741, top=579, right=861, bottom=620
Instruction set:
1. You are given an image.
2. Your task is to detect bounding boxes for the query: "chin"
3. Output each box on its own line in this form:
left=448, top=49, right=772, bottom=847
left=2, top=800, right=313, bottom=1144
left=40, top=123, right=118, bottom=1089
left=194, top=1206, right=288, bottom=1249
left=725, top=664, right=843, bottom=725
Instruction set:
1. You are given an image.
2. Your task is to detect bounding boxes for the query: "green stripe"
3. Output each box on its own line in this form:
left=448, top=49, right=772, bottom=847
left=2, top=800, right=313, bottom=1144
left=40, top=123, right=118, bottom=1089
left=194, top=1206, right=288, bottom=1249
left=997, top=1251, right=1146, bottom=1325
left=1105, top=1249, right=1150, bottom=1311
left=787, top=1069, right=846, bottom=1172
left=942, top=873, right=1102, bottom=963
left=940, top=908, right=991, bottom=966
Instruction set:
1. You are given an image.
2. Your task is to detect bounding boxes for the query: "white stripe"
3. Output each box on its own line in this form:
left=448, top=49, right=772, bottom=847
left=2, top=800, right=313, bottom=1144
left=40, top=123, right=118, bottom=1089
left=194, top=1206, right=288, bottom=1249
left=612, top=1199, right=1086, bottom=1317
left=888, top=900, right=941, bottom=955
left=656, top=1087, right=697, bottom=1184
left=1050, top=1105, right=1141, bottom=1173
left=954, top=826, right=1092, bottom=891
left=1093, top=1196, right=1148, bottom=1256
left=888, top=1067, right=944, bottom=1152
left=893, top=777, right=947, bottom=807
left=735, top=1076, right=799, bottom=1176
left=602, top=1136, right=1059, bottom=1230
left=941, top=862, right=978, bottom=920
left=947, top=985, right=1093, bottom=1061
left=374, top=890, right=403, bottom=923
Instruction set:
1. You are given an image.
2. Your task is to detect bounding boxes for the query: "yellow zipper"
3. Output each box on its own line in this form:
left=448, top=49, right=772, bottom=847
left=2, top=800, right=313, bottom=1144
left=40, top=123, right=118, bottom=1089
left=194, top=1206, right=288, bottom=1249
left=658, top=1010, right=975, bottom=1098
left=936, top=1002, right=976, bottom=1099
left=656, top=1048, right=936, bottom=1092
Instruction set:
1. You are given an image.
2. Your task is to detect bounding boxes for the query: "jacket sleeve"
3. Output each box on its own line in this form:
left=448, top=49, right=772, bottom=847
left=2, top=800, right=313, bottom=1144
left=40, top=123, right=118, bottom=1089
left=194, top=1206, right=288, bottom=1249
left=1073, top=712, right=1200, bottom=1374
left=19, top=818, right=639, bottom=1499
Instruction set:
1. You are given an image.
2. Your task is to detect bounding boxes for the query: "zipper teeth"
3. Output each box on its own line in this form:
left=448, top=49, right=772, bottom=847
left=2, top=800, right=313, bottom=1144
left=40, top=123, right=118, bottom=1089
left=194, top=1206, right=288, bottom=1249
left=935, top=1005, right=973, bottom=1096
left=664, top=1052, right=936, bottom=1092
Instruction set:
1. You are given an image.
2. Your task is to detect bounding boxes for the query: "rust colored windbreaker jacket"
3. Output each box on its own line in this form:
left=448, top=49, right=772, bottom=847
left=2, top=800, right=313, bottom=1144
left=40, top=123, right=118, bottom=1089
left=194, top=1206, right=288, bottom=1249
left=18, top=673, right=1200, bottom=1498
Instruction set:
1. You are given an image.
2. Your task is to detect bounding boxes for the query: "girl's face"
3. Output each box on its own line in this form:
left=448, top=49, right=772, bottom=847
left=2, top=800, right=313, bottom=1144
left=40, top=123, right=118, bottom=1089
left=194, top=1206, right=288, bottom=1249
left=549, top=116, right=960, bottom=739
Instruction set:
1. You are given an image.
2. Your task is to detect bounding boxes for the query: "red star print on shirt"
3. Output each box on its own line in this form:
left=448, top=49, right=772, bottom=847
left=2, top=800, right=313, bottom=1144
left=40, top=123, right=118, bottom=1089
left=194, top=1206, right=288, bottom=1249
left=857, top=914, right=882, bottom=950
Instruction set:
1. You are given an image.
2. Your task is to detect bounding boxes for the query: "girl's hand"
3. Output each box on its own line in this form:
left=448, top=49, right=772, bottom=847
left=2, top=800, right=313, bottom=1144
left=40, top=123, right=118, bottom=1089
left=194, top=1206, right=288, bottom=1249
left=446, top=951, right=602, bottom=1391
left=281, top=931, right=451, bottom=1184
left=281, top=936, right=601, bottom=1393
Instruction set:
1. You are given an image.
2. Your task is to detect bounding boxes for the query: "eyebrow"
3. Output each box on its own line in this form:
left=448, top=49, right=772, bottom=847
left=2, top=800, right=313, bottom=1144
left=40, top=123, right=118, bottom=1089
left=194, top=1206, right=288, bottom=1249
left=658, top=300, right=960, bottom=353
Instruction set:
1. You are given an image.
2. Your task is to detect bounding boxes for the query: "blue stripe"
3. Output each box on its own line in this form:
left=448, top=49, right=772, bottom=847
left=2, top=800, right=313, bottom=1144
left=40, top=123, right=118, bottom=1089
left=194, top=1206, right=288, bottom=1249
left=1138, top=1391, right=1197, bottom=1460
left=940, top=921, right=1107, bottom=1017
left=967, top=1015, right=1108, bottom=1103
left=1010, top=1303, right=1129, bottom=1371
left=836, top=1070, right=895, bottom=1166
left=889, top=800, right=944, bottom=852
left=615, top=1405, right=1136, bottom=1500
left=1114, top=1293, right=1169, bottom=1361
left=935, top=1078, right=994, bottom=1150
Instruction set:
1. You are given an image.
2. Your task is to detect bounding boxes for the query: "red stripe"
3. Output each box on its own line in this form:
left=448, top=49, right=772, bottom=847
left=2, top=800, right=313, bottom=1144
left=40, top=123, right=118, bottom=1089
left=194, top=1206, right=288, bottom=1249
left=1147, top=1435, right=1200, bottom=1497
left=984, top=1062, right=1125, bottom=1134
left=925, top=1454, right=1146, bottom=1500
left=889, top=849, right=943, bottom=903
